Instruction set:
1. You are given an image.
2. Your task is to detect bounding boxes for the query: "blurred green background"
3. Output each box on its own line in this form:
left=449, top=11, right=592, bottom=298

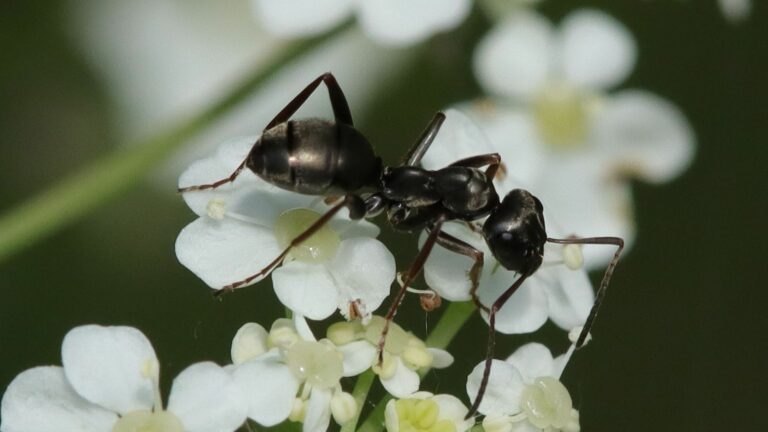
left=1, top=0, right=766, bottom=430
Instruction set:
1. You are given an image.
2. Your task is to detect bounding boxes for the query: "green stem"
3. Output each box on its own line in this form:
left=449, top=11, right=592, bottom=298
left=341, top=370, right=376, bottom=432
left=357, top=301, right=476, bottom=432
left=0, top=22, right=350, bottom=264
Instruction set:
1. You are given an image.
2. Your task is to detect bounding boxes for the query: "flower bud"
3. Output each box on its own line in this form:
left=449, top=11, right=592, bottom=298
left=331, top=391, right=358, bottom=425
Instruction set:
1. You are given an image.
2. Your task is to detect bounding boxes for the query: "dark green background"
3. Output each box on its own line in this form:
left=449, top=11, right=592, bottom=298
left=1, top=1, right=766, bottom=430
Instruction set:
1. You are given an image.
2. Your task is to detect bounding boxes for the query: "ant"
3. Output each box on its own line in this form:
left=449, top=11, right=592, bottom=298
left=178, top=73, right=624, bottom=418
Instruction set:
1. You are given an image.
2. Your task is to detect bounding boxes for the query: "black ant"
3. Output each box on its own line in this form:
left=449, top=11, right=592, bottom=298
left=178, top=73, right=624, bottom=418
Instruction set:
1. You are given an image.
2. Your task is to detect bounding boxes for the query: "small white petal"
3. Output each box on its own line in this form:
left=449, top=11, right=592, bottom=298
left=428, top=348, right=454, bottom=369
left=168, top=362, right=248, bottom=432
left=473, top=12, right=554, bottom=99
left=560, top=9, right=636, bottom=90
left=593, top=90, right=695, bottom=183
left=293, top=314, right=317, bottom=342
left=505, top=343, right=555, bottom=383
left=431, top=394, right=471, bottom=428
left=479, top=272, right=549, bottom=334
left=175, top=217, right=281, bottom=289
left=233, top=359, right=299, bottom=426
left=384, top=399, right=400, bottom=432
left=231, top=323, right=269, bottom=365
left=272, top=260, right=339, bottom=320
left=304, top=388, right=332, bottom=432
left=339, top=340, right=377, bottom=377
left=61, top=325, right=156, bottom=414
left=327, top=237, right=396, bottom=320
left=252, top=0, right=354, bottom=37
left=380, top=357, right=420, bottom=397
left=356, top=0, right=470, bottom=46
left=466, top=359, right=524, bottom=416
left=1, top=366, right=117, bottom=432
left=545, top=267, right=594, bottom=331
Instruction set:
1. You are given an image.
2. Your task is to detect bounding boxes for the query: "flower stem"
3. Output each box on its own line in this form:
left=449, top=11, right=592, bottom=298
left=357, top=301, right=476, bottom=432
left=0, top=22, right=351, bottom=264
left=341, top=370, right=376, bottom=432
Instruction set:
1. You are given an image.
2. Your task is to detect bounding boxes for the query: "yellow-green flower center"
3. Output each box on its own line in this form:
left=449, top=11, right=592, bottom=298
left=393, top=399, right=456, bottom=432
left=112, top=410, right=183, bottom=432
left=285, top=340, right=343, bottom=390
left=520, top=377, right=573, bottom=429
left=274, top=208, right=340, bottom=263
left=533, top=82, right=590, bottom=149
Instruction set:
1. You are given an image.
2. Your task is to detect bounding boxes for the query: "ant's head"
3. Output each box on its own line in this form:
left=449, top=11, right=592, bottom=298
left=482, top=189, right=547, bottom=275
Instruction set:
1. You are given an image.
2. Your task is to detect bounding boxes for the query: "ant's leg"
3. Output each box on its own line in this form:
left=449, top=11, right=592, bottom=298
left=178, top=73, right=352, bottom=193
left=448, top=153, right=502, bottom=179
left=376, top=216, right=446, bottom=362
left=214, top=195, right=367, bottom=295
left=402, top=112, right=447, bottom=166
left=466, top=274, right=530, bottom=419
left=265, top=72, right=353, bottom=130
left=434, top=230, right=488, bottom=313
left=547, top=236, right=625, bottom=348
left=178, top=159, right=248, bottom=193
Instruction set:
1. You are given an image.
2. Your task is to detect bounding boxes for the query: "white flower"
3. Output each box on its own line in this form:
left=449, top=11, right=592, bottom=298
left=252, top=0, right=472, bottom=46
left=1, top=325, right=246, bottom=432
left=175, top=136, right=396, bottom=321
left=230, top=317, right=367, bottom=431
left=465, top=9, right=695, bottom=267
left=466, top=343, right=580, bottom=432
left=718, top=0, right=751, bottom=23
left=326, top=316, right=454, bottom=398
left=384, top=392, right=474, bottom=432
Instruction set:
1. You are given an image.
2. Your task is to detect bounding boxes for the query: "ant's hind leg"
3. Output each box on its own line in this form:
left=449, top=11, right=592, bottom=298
left=434, top=231, right=488, bottom=313
left=265, top=72, right=353, bottom=130
left=214, top=195, right=367, bottom=295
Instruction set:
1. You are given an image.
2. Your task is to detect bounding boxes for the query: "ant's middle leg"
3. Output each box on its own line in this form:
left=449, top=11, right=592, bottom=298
left=214, top=194, right=367, bottom=295
left=433, top=230, right=489, bottom=313
left=376, top=216, right=446, bottom=362
left=449, top=153, right=503, bottom=180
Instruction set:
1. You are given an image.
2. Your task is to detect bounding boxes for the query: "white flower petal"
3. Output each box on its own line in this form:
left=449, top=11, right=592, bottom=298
left=176, top=217, right=281, bottom=289
left=545, top=266, right=594, bottom=330
left=293, top=314, right=317, bottom=342
left=462, top=105, right=544, bottom=189
left=479, top=271, right=549, bottom=334
left=380, top=357, right=420, bottom=397
left=431, top=394, right=471, bottom=429
left=168, top=362, right=248, bottom=432
left=466, top=359, right=524, bottom=416
left=356, top=0, right=470, bottom=46
left=0, top=366, right=117, bottom=432
left=384, top=399, right=400, bottom=432
left=505, top=343, right=555, bottom=383
left=560, top=9, right=636, bottom=90
left=428, top=348, right=454, bottom=369
left=533, top=155, right=635, bottom=268
left=473, top=12, right=554, bottom=99
left=304, top=388, right=332, bottom=432
left=252, top=0, right=354, bottom=38
left=61, top=325, right=156, bottom=414
left=272, top=260, right=339, bottom=320
left=327, top=237, right=396, bottom=320
left=231, top=323, right=269, bottom=365
left=339, top=340, right=377, bottom=377
left=421, top=108, right=496, bottom=170
left=423, top=222, right=485, bottom=302
left=233, top=359, right=299, bottom=426
left=593, top=90, right=695, bottom=183
left=330, top=216, right=380, bottom=239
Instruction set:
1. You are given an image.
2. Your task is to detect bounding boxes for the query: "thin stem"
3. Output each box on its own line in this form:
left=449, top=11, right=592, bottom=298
left=358, top=301, right=476, bottom=432
left=0, top=22, right=351, bottom=263
left=340, top=370, right=376, bottom=432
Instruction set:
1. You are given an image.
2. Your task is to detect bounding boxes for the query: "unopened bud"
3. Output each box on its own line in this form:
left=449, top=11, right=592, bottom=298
left=331, top=391, right=357, bottom=425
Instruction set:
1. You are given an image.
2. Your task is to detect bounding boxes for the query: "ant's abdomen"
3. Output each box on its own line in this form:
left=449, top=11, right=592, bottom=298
left=247, top=119, right=381, bottom=196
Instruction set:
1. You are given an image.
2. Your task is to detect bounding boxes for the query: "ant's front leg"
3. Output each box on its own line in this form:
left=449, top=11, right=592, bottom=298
left=433, top=230, right=489, bottom=313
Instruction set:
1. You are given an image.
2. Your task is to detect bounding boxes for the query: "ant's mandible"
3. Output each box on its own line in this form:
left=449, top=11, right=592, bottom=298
left=178, top=73, right=624, bottom=418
